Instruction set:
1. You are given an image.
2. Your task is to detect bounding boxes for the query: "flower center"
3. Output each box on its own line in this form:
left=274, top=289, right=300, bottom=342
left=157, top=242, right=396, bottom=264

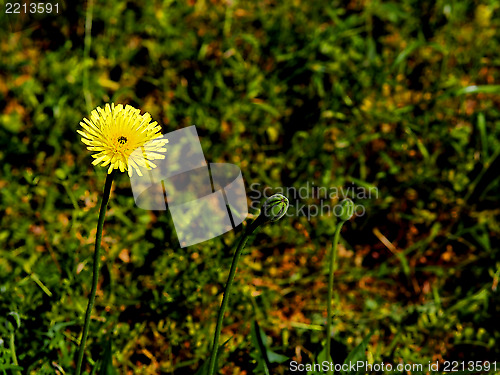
left=117, top=136, right=128, bottom=145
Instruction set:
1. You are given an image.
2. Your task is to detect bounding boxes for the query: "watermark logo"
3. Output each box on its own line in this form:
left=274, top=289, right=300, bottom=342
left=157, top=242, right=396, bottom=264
left=128, top=126, right=376, bottom=246
left=129, top=126, right=248, bottom=248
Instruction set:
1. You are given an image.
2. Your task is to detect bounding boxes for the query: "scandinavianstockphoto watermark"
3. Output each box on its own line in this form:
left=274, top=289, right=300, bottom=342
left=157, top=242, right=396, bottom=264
left=248, top=182, right=378, bottom=220
left=290, top=360, right=431, bottom=373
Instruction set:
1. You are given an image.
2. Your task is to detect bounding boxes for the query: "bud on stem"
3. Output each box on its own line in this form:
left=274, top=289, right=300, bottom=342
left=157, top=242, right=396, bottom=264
left=338, top=198, right=354, bottom=222
left=208, top=193, right=289, bottom=375
left=261, top=194, right=289, bottom=222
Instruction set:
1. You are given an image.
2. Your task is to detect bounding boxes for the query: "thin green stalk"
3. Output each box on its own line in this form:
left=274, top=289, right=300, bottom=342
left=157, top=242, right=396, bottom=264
left=326, top=221, right=343, bottom=365
left=207, top=194, right=288, bottom=375
left=9, top=331, right=21, bottom=375
left=325, top=198, right=353, bottom=368
left=208, top=218, right=262, bottom=375
left=76, top=171, right=115, bottom=375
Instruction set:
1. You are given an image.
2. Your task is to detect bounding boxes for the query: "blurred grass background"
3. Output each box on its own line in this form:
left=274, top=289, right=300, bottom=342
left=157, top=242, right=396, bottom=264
left=1, top=0, right=500, bottom=374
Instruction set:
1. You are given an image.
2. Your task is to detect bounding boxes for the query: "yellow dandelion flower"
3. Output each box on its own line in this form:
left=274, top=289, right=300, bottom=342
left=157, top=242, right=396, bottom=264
left=77, top=103, right=168, bottom=177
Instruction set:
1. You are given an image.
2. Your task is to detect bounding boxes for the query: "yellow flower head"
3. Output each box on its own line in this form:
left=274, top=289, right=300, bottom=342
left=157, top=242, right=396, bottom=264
left=77, top=103, right=168, bottom=177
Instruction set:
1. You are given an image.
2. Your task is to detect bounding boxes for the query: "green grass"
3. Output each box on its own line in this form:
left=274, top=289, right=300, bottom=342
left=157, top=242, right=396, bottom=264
left=1, top=0, right=499, bottom=374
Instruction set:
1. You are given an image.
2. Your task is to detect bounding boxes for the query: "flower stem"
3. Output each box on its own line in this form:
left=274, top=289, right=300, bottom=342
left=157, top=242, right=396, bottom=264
left=326, top=220, right=344, bottom=365
left=76, top=171, right=115, bottom=375
left=208, top=217, right=262, bottom=375
left=9, top=331, right=21, bottom=375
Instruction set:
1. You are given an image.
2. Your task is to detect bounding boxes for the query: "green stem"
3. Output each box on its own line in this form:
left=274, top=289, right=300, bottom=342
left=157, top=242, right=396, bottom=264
left=326, top=220, right=345, bottom=367
left=208, top=217, right=263, bottom=375
left=75, top=171, right=115, bottom=375
left=9, top=331, right=21, bottom=375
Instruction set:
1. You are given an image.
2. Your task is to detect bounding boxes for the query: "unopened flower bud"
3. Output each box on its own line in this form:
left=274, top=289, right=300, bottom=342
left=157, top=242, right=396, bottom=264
left=6, top=312, right=21, bottom=331
left=338, top=198, right=354, bottom=221
left=262, top=194, right=289, bottom=222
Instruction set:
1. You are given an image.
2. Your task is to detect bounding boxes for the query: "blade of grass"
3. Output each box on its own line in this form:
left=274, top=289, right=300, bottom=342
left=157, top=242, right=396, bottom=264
left=477, top=113, right=489, bottom=161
